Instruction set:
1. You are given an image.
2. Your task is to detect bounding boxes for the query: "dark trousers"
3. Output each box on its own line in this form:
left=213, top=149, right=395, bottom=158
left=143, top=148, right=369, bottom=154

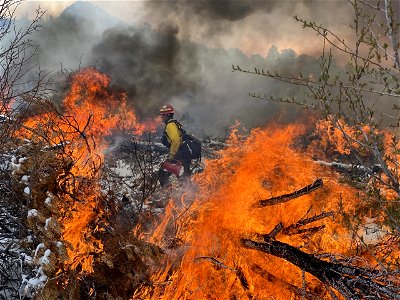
left=159, top=150, right=192, bottom=187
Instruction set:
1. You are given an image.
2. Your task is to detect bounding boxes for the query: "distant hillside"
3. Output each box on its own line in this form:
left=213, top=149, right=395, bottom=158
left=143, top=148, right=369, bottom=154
left=60, top=1, right=122, bottom=31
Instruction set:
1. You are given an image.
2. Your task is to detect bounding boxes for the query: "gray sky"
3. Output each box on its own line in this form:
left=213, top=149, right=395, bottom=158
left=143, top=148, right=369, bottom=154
left=15, top=1, right=356, bottom=136
left=19, top=0, right=353, bottom=57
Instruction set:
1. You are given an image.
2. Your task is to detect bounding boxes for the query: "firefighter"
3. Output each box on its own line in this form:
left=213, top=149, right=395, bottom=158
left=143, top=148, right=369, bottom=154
left=158, top=104, right=192, bottom=188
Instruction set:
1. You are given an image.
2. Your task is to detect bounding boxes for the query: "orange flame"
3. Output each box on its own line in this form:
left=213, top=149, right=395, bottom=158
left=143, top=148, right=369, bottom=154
left=18, top=67, right=157, bottom=274
left=313, top=118, right=399, bottom=201
left=62, top=197, right=103, bottom=273
left=314, top=118, right=373, bottom=155
left=143, top=123, right=361, bottom=299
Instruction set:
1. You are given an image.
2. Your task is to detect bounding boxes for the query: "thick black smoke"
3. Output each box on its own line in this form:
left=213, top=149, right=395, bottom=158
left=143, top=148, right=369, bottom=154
left=90, top=23, right=199, bottom=117
left=30, top=1, right=331, bottom=137
left=142, top=0, right=350, bottom=42
left=145, top=1, right=280, bottom=22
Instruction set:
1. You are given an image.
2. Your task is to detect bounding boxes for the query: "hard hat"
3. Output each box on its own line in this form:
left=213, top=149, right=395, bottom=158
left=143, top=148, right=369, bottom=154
left=161, top=159, right=184, bottom=176
left=159, top=104, right=175, bottom=115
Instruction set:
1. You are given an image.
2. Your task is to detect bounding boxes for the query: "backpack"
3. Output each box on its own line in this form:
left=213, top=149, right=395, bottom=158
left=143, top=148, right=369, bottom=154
left=182, top=132, right=202, bottom=160
left=163, top=120, right=202, bottom=160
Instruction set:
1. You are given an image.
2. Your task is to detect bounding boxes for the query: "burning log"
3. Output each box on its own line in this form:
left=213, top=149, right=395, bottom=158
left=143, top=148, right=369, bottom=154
left=257, top=179, right=323, bottom=207
left=285, top=225, right=326, bottom=236
left=262, top=222, right=284, bottom=239
left=259, top=211, right=333, bottom=241
left=246, top=179, right=400, bottom=299
left=282, top=211, right=334, bottom=236
left=241, top=238, right=400, bottom=299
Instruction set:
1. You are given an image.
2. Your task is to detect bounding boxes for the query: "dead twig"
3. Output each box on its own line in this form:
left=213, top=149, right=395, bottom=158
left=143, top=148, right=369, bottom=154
left=257, top=179, right=323, bottom=207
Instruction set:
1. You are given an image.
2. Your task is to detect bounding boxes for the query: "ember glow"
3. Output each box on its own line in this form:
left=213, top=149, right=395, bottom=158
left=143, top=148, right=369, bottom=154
left=139, top=123, right=367, bottom=299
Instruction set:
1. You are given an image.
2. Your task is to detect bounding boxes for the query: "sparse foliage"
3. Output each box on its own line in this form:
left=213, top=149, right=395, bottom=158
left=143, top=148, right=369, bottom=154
left=0, top=1, right=49, bottom=298
left=0, top=0, right=47, bottom=147
left=234, top=0, right=400, bottom=297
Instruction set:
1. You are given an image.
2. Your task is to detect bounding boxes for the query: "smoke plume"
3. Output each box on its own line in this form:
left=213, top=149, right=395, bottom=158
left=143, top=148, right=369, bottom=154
left=28, top=1, right=348, bottom=137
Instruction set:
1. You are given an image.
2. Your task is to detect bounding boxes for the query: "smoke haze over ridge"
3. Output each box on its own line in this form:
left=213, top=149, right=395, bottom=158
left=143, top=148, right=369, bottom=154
left=20, top=0, right=353, bottom=57
left=18, top=1, right=362, bottom=137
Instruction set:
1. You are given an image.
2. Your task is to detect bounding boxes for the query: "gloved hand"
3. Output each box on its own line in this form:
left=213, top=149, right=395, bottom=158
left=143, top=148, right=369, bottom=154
left=163, top=158, right=174, bottom=166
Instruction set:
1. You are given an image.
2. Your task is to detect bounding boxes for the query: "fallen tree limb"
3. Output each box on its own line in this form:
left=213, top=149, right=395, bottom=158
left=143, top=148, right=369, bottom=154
left=262, top=223, right=283, bottom=240
left=260, top=224, right=325, bottom=240
left=282, top=211, right=334, bottom=236
left=257, top=179, right=323, bottom=207
left=241, top=238, right=400, bottom=299
left=261, top=212, right=334, bottom=240
left=285, top=225, right=326, bottom=236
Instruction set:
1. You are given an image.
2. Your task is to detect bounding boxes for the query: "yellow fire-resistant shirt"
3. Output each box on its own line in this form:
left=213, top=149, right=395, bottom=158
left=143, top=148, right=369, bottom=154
left=165, top=121, right=182, bottom=159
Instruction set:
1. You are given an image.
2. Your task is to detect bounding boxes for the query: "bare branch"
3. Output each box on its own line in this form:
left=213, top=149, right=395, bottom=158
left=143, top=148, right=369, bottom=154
left=257, top=179, right=323, bottom=207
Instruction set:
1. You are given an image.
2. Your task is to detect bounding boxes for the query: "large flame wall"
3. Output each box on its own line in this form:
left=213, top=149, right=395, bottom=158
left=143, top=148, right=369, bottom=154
left=148, top=124, right=360, bottom=299
left=19, top=68, right=157, bottom=275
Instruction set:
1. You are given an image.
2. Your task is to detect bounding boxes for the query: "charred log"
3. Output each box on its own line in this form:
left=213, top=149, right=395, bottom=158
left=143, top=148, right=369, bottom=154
left=285, top=225, right=326, bottom=236
left=257, top=179, right=323, bottom=207
left=260, top=212, right=333, bottom=240
left=241, top=238, right=400, bottom=299
left=282, top=211, right=334, bottom=236
left=262, top=222, right=283, bottom=240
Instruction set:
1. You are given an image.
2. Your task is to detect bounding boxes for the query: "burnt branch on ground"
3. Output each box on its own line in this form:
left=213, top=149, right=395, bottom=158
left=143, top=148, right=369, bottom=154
left=262, top=222, right=284, bottom=240
left=257, top=179, right=323, bottom=207
left=195, top=256, right=323, bottom=300
left=282, top=211, right=334, bottom=236
left=245, top=179, right=400, bottom=299
left=241, top=238, right=400, bottom=299
left=258, top=211, right=334, bottom=241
